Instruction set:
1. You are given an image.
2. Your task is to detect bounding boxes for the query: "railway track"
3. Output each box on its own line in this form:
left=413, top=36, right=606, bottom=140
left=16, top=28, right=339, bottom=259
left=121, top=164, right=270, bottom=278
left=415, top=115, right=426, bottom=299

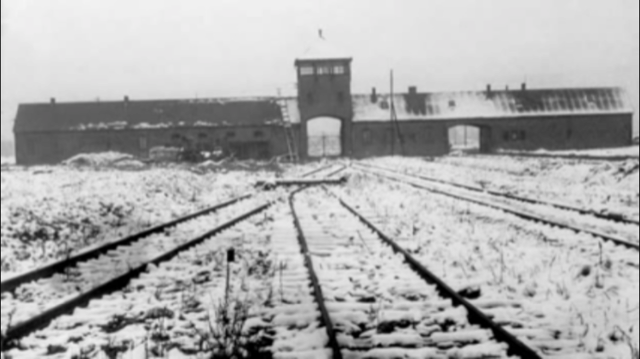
left=355, top=163, right=639, bottom=251
left=325, top=184, right=639, bottom=358
left=363, top=161, right=639, bottom=227
left=2, top=161, right=635, bottom=358
left=291, top=187, right=544, bottom=359
left=0, top=163, right=344, bottom=353
left=481, top=152, right=640, bottom=163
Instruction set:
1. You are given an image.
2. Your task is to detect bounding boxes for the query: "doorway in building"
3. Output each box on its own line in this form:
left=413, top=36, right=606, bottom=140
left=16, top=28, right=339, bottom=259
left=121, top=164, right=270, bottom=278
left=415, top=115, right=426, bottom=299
left=448, top=125, right=492, bottom=153
left=307, top=117, right=343, bottom=157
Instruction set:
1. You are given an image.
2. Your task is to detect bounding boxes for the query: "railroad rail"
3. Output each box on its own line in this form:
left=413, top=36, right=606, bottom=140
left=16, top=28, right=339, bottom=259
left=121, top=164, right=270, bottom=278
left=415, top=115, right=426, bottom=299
left=256, top=164, right=349, bottom=189
left=289, top=189, right=343, bottom=359
left=1, top=201, right=273, bottom=349
left=358, top=162, right=640, bottom=227
left=0, top=163, right=341, bottom=350
left=2, top=163, right=627, bottom=358
left=355, top=163, right=639, bottom=251
left=0, top=195, right=250, bottom=294
left=290, top=187, right=542, bottom=359
left=482, top=152, right=640, bottom=162
left=0, top=164, right=339, bottom=295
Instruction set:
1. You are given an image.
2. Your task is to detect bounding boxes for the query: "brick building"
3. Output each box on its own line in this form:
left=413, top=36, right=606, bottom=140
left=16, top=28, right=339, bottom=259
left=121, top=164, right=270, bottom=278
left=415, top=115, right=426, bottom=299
left=14, top=40, right=634, bottom=165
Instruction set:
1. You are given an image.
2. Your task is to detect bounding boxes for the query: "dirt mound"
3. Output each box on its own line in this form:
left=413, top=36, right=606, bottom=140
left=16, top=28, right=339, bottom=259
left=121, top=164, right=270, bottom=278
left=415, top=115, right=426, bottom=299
left=62, top=152, right=139, bottom=167
left=197, top=158, right=284, bottom=173
left=1, top=157, right=15, bottom=167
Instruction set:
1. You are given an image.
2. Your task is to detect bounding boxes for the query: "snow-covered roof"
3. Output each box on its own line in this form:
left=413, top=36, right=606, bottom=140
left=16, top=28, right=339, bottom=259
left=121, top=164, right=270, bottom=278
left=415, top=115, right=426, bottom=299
left=296, top=38, right=351, bottom=62
left=14, top=98, right=288, bottom=133
left=14, top=87, right=632, bottom=133
left=353, top=87, right=633, bottom=122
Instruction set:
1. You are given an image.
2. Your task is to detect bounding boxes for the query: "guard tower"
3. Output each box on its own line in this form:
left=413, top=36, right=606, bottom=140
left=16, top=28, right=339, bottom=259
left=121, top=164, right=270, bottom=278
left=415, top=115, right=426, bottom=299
left=295, top=36, right=354, bottom=158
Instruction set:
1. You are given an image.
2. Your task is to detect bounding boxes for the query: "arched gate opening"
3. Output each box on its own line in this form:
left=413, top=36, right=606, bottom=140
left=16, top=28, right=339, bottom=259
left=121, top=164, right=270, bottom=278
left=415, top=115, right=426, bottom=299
left=307, top=117, right=343, bottom=158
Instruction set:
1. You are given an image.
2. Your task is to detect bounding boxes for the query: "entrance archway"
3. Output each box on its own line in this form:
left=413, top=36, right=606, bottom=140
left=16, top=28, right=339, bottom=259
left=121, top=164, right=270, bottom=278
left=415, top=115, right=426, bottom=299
left=307, top=117, right=343, bottom=157
left=448, top=125, right=492, bottom=153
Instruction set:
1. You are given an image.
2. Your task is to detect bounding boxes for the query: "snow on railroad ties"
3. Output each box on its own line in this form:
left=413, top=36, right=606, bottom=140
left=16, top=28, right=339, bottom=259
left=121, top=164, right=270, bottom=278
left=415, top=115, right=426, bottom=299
left=2, top=203, right=338, bottom=358
left=294, top=189, right=512, bottom=359
left=0, top=164, right=283, bottom=275
left=369, top=155, right=639, bottom=222
left=0, top=197, right=276, bottom=335
left=336, top=175, right=639, bottom=358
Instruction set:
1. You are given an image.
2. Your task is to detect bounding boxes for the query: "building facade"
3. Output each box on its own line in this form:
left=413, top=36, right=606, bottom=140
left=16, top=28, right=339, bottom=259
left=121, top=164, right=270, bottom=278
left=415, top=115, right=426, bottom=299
left=14, top=42, right=634, bottom=165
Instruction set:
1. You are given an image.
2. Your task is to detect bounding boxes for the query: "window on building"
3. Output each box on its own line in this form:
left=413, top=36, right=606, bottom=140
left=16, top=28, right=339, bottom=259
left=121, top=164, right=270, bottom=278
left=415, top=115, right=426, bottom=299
left=380, top=100, right=390, bottom=110
left=333, top=65, right=345, bottom=75
left=449, top=100, right=457, bottom=109
left=198, top=133, right=208, bottom=140
left=254, top=130, right=265, bottom=138
left=317, top=66, right=331, bottom=75
left=363, top=129, right=372, bottom=145
left=300, top=66, right=314, bottom=76
left=226, top=131, right=236, bottom=139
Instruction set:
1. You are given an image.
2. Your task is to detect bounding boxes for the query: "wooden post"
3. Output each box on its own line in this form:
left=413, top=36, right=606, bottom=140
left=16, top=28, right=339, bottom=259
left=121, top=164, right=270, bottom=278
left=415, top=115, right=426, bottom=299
left=225, top=248, right=235, bottom=305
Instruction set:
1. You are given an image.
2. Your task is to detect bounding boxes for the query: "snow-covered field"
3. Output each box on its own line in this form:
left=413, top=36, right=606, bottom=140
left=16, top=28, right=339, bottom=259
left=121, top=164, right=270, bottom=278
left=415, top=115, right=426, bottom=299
left=1, top=154, right=638, bottom=359
left=337, top=174, right=639, bottom=358
left=499, top=146, right=639, bottom=158
left=370, top=156, right=639, bottom=221
left=0, top=159, right=295, bottom=275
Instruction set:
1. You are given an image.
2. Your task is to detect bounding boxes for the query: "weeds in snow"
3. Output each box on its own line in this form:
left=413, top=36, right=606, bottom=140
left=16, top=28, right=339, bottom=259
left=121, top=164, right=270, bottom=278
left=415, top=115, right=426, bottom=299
left=366, top=300, right=384, bottom=331
left=200, top=297, right=266, bottom=359
left=614, top=326, right=639, bottom=359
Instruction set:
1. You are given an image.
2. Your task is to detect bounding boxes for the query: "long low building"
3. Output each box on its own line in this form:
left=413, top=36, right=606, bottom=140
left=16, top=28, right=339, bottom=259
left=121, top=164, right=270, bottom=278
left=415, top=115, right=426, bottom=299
left=14, top=41, right=634, bottom=165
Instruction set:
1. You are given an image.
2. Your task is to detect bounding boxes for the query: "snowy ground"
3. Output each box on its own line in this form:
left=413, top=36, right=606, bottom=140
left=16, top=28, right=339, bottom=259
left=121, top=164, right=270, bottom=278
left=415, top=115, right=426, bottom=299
left=337, top=173, right=639, bottom=358
left=499, top=146, right=639, bottom=158
left=1, top=157, right=15, bottom=166
left=370, top=156, right=639, bottom=221
left=0, top=159, right=301, bottom=276
left=1, top=154, right=638, bottom=359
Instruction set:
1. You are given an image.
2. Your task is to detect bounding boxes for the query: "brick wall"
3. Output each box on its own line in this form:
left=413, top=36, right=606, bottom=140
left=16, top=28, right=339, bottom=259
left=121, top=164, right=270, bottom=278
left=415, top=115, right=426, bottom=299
left=442, top=114, right=633, bottom=152
left=352, top=121, right=449, bottom=158
left=15, top=125, right=295, bottom=165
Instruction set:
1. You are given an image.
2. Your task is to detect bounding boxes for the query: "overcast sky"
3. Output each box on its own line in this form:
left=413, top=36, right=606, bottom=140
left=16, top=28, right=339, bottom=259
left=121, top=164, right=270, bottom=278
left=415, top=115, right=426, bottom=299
left=2, top=0, right=639, bottom=141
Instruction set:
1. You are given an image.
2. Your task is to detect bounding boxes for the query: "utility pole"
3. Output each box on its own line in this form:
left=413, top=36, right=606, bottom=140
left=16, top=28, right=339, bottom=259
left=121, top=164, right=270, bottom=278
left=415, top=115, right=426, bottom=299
left=390, top=70, right=395, bottom=155
left=389, top=70, right=404, bottom=156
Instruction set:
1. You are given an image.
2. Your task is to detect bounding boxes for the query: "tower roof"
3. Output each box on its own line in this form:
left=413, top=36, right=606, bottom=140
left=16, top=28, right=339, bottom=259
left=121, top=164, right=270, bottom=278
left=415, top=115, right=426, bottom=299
left=296, top=37, right=351, bottom=62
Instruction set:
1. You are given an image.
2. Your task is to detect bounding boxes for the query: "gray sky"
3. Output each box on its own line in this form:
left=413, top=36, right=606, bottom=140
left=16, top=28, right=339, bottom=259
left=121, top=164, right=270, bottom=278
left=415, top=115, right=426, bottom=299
left=2, top=0, right=639, bottom=141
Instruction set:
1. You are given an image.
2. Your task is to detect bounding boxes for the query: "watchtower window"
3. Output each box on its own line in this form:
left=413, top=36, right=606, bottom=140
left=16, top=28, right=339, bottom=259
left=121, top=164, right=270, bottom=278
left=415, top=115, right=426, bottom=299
left=317, top=66, right=331, bottom=75
left=300, top=66, right=314, bottom=76
left=333, top=65, right=345, bottom=75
